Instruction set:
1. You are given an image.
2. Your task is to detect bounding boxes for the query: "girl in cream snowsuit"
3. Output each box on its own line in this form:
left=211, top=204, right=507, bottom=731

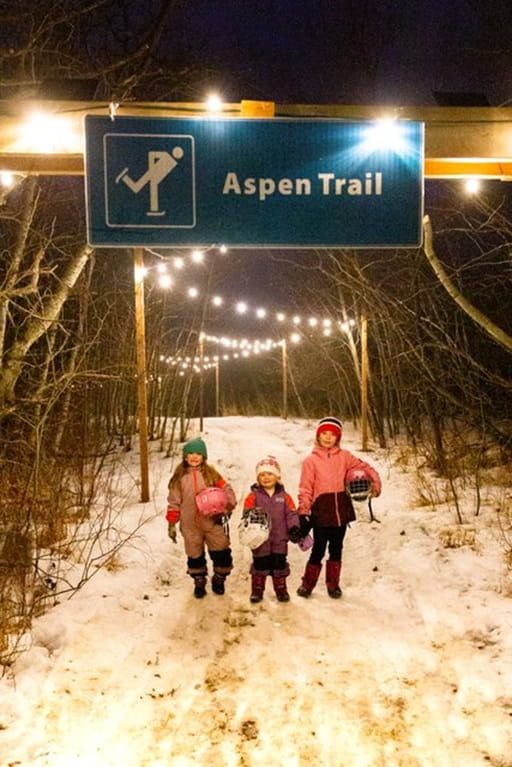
left=297, top=417, right=381, bottom=599
left=166, top=437, right=236, bottom=598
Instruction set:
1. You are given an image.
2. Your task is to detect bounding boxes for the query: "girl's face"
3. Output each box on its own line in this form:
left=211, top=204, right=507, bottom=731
left=317, top=430, right=339, bottom=448
left=258, top=471, right=278, bottom=490
left=185, top=452, right=204, bottom=468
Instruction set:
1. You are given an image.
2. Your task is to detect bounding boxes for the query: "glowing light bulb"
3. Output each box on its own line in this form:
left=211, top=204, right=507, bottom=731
left=0, top=171, right=15, bottom=188
left=18, top=112, right=78, bottom=153
left=465, top=178, right=480, bottom=194
left=206, top=94, right=223, bottom=113
left=364, top=118, right=407, bottom=152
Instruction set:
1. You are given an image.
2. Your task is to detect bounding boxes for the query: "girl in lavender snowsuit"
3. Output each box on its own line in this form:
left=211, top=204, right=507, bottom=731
left=242, top=455, right=301, bottom=603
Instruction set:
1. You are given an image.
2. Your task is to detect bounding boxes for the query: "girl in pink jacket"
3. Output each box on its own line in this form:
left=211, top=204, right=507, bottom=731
left=297, top=417, right=381, bottom=599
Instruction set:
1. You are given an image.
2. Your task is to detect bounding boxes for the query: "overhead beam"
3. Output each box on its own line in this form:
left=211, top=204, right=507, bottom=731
left=2, top=153, right=512, bottom=180
left=0, top=153, right=84, bottom=175
left=424, top=159, right=512, bottom=180
left=1, top=100, right=512, bottom=179
left=3, top=153, right=512, bottom=180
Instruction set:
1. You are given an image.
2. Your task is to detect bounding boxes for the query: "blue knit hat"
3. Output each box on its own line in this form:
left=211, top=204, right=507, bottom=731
left=183, top=437, right=208, bottom=459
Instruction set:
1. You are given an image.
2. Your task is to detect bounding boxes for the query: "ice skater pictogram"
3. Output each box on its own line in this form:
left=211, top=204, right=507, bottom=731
left=115, top=147, right=184, bottom=216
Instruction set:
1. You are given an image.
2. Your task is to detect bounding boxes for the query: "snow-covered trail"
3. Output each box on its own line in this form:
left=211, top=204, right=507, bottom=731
left=1, top=417, right=511, bottom=767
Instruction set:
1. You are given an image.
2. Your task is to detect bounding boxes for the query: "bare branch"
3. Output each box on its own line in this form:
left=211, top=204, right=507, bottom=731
left=422, top=215, right=512, bottom=354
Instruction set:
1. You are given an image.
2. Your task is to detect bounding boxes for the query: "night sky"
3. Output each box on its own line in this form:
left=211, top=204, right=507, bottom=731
left=174, top=0, right=512, bottom=106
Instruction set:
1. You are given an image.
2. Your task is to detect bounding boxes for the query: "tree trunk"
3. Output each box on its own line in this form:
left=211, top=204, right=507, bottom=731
left=0, top=242, right=93, bottom=406
left=422, top=215, right=512, bottom=354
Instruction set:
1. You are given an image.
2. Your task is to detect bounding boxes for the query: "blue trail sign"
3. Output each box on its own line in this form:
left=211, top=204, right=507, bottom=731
left=84, top=115, right=424, bottom=248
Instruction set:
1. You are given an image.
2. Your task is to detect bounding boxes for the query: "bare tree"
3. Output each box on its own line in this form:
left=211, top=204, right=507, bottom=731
left=422, top=215, right=512, bottom=354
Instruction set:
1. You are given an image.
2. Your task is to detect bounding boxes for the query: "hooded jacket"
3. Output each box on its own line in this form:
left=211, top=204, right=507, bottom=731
left=243, top=483, right=298, bottom=555
left=298, top=444, right=381, bottom=527
left=167, top=466, right=236, bottom=551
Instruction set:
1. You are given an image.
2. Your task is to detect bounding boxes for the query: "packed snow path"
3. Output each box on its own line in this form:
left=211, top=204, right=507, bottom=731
left=1, top=417, right=511, bottom=766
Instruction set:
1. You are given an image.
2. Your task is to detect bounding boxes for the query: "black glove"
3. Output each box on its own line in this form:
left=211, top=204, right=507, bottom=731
left=299, top=515, right=312, bottom=536
left=288, top=526, right=302, bottom=543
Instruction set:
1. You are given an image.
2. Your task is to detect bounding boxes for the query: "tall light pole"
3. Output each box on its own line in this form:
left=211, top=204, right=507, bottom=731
left=214, top=359, right=220, bottom=417
left=281, top=338, right=288, bottom=419
left=341, top=315, right=369, bottom=451
left=199, top=332, right=205, bottom=432
left=360, top=313, right=369, bottom=451
left=133, top=248, right=150, bottom=502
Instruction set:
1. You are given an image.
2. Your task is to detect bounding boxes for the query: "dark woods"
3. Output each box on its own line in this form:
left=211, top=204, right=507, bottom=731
left=0, top=0, right=511, bottom=662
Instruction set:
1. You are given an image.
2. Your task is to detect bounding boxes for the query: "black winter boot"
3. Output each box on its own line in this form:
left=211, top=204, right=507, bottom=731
left=193, top=575, right=207, bottom=599
left=212, top=573, right=226, bottom=595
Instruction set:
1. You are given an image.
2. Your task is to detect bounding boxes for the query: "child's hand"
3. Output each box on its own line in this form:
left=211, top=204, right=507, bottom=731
left=166, top=507, right=180, bottom=524
left=168, top=523, right=177, bottom=543
left=288, top=526, right=302, bottom=543
left=299, top=515, right=312, bottom=536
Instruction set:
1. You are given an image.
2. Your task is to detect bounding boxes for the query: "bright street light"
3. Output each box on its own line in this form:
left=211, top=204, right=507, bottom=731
left=465, top=178, right=481, bottom=194
left=205, top=94, right=223, bottom=113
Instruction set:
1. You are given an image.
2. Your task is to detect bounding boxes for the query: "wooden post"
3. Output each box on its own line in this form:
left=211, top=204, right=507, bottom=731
left=281, top=339, right=288, bottom=419
left=133, top=248, right=150, bottom=502
left=360, top=313, right=369, bottom=451
left=199, top=333, right=204, bottom=432
left=215, top=360, right=220, bottom=417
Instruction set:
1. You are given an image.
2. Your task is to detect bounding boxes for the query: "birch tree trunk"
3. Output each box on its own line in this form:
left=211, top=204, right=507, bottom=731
left=422, top=215, right=512, bottom=354
left=0, top=242, right=93, bottom=406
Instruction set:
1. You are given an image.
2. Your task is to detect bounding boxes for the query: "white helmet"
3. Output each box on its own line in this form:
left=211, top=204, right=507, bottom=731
left=345, top=467, right=372, bottom=502
left=238, top=507, right=271, bottom=549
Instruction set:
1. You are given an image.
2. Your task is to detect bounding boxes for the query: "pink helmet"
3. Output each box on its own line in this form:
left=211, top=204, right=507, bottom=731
left=345, top=467, right=372, bottom=502
left=195, top=486, right=229, bottom=516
